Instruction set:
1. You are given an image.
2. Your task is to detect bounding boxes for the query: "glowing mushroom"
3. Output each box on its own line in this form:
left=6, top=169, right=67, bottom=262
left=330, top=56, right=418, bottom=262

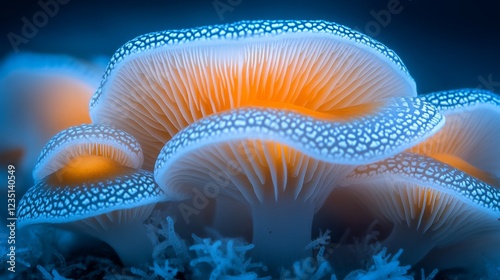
left=154, top=97, right=444, bottom=271
left=17, top=124, right=165, bottom=266
left=32, top=123, right=143, bottom=182
left=410, top=88, right=500, bottom=184
left=0, top=52, right=103, bottom=188
left=90, top=19, right=417, bottom=170
left=334, top=153, right=500, bottom=277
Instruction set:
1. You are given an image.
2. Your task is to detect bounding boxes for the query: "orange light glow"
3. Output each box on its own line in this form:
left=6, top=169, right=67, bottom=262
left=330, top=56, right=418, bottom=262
left=48, top=155, right=128, bottom=186
left=431, top=153, right=499, bottom=186
left=246, top=99, right=380, bottom=121
left=37, top=77, right=93, bottom=139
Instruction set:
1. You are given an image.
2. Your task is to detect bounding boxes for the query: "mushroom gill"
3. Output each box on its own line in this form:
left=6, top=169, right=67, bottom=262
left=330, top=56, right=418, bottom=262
left=154, top=98, right=443, bottom=272
left=321, top=89, right=500, bottom=277
left=331, top=153, right=500, bottom=278
left=32, top=123, right=143, bottom=182
left=410, top=88, right=500, bottom=184
left=17, top=124, right=166, bottom=266
left=90, top=19, right=417, bottom=170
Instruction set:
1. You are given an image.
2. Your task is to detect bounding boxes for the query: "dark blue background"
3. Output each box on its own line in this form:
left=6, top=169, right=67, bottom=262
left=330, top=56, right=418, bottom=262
left=1, top=0, right=499, bottom=94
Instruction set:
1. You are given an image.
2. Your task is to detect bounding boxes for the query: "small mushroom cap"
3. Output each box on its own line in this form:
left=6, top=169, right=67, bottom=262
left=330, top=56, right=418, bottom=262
left=410, top=88, right=500, bottom=179
left=18, top=165, right=164, bottom=267
left=18, top=124, right=164, bottom=266
left=33, top=124, right=143, bottom=182
left=338, top=152, right=500, bottom=245
left=18, top=168, right=163, bottom=232
left=155, top=97, right=444, bottom=202
left=90, top=20, right=416, bottom=169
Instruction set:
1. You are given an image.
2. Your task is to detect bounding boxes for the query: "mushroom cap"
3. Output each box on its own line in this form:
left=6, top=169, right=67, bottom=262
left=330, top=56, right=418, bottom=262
left=33, top=124, right=143, bottom=182
left=153, top=96, right=442, bottom=271
left=0, top=53, right=103, bottom=185
left=410, top=88, right=500, bottom=179
left=154, top=97, right=443, bottom=203
left=0, top=52, right=101, bottom=151
left=0, top=52, right=102, bottom=93
left=17, top=168, right=163, bottom=232
left=90, top=19, right=416, bottom=169
left=17, top=124, right=165, bottom=266
left=338, top=152, right=500, bottom=246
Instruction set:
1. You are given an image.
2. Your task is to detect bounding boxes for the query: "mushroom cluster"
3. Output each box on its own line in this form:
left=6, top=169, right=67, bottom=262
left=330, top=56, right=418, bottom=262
left=324, top=88, right=500, bottom=276
left=16, top=20, right=499, bottom=278
left=18, top=124, right=167, bottom=266
left=0, top=52, right=104, bottom=190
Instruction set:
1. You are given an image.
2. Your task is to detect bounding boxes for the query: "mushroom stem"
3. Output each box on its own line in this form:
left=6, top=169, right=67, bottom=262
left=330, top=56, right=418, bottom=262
left=251, top=200, right=315, bottom=273
left=213, top=196, right=252, bottom=239
left=102, top=222, right=153, bottom=266
left=381, top=223, right=435, bottom=266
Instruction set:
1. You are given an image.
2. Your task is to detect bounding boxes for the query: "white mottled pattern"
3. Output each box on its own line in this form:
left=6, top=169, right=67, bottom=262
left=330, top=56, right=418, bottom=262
left=33, top=124, right=144, bottom=181
left=90, top=19, right=411, bottom=109
left=155, top=97, right=443, bottom=180
left=348, top=153, right=500, bottom=212
left=18, top=169, right=164, bottom=226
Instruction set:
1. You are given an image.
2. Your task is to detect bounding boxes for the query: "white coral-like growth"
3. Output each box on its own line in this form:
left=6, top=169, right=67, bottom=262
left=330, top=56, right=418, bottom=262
left=344, top=248, right=411, bottom=280
left=189, top=235, right=267, bottom=280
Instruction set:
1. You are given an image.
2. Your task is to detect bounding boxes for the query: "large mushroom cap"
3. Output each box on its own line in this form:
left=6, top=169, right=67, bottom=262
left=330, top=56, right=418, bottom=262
left=154, top=97, right=443, bottom=272
left=330, top=152, right=500, bottom=275
left=90, top=19, right=416, bottom=169
left=410, top=88, right=500, bottom=182
left=0, top=52, right=103, bottom=187
left=155, top=97, right=443, bottom=199
left=18, top=124, right=164, bottom=266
